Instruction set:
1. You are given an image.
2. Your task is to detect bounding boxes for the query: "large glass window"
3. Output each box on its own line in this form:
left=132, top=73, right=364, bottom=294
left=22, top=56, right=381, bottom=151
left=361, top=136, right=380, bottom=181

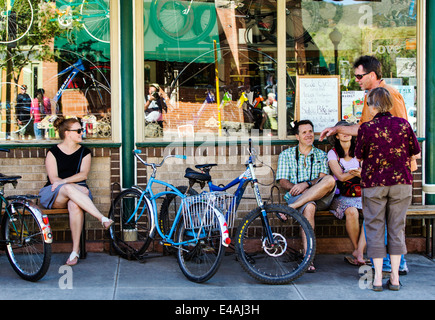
left=0, top=0, right=111, bottom=141
left=143, top=0, right=283, bottom=139
left=287, top=0, right=418, bottom=132
left=142, top=0, right=418, bottom=140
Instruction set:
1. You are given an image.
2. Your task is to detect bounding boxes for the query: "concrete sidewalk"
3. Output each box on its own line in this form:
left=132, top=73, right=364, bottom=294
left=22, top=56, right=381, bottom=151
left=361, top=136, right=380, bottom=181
left=0, top=252, right=434, bottom=300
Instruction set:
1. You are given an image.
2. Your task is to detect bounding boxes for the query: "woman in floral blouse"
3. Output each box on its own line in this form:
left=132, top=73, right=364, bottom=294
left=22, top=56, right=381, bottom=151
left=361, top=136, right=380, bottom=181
left=355, top=87, right=421, bottom=291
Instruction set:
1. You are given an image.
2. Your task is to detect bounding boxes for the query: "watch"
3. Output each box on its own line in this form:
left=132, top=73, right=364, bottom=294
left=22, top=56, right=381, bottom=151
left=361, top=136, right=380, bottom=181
left=307, top=181, right=312, bottom=188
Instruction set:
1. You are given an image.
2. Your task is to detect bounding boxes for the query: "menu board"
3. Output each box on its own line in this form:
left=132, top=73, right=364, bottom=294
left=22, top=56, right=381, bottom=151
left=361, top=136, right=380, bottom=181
left=296, top=75, right=341, bottom=133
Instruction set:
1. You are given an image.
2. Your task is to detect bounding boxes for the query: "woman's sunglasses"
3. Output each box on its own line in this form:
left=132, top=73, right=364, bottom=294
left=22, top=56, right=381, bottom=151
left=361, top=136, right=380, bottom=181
left=354, top=72, right=370, bottom=80
left=67, top=128, right=84, bottom=134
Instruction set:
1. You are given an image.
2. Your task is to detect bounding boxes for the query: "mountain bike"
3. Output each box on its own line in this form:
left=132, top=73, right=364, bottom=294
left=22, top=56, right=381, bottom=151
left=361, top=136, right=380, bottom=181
left=108, top=150, right=231, bottom=283
left=0, top=148, right=52, bottom=282
left=160, top=139, right=316, bottom=284
left=51, top=58, right=111, bottom=116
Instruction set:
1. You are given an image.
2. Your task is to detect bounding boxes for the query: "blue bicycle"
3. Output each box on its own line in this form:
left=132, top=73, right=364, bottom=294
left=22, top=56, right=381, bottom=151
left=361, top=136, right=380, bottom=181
left=159, top=140, right=316, bottom=284
left=108, top=150, right=231, bottom=283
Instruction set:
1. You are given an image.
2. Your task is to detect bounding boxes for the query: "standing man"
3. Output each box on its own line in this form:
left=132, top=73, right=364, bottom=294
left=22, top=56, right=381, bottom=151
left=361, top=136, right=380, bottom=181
left=320, top=56, right=408, bottom=139
left=276, top=120, right=336, bottom=272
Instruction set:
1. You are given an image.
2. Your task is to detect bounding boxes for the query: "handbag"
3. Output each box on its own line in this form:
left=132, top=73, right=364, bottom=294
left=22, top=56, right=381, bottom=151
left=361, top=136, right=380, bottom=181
left=332, top=148, right=361, bottom=197
left=337, top=177, right=361, bottom=197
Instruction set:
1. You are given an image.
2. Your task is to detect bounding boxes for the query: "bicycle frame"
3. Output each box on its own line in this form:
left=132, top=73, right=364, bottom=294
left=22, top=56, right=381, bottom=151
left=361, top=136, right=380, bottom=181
left=51, top=58, right=110, bottom=109
left=200, top=142, right=276, bottom=245
left=53, top=59, right=86, bottom=104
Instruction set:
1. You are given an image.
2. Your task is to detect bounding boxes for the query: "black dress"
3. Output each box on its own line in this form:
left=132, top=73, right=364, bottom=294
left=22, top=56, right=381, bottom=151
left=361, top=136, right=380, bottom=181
left=39, top=145, right=92, bottom=208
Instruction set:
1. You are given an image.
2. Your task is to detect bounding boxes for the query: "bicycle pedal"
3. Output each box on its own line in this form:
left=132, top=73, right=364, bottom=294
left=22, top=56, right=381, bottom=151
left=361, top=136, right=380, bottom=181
left=160, top=240, right=172, bottom=247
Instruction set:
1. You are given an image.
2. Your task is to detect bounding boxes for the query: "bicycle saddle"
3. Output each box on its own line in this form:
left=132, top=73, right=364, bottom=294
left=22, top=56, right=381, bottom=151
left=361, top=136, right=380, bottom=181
left=184, top=168, right=211, bottom=182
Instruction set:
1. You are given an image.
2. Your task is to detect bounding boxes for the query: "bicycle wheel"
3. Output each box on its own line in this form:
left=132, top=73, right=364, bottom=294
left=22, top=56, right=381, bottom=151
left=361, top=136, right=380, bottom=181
left=150, top=0, right=194, bottom=43
left=108, top=188, right=153, bottom=260
left=2, top=201, right=51, bottom=282
left=175, top=205, right=225, bottom=283
left=235, top=204, right=315, bottom=285
left=80, top=0, right=110, bottom=43
left=0, top=0, right=33, bottom=44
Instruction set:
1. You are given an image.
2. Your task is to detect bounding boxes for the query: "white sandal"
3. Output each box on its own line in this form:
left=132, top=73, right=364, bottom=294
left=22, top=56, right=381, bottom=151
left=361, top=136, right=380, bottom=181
left=101, top=216, right=114, bottom=230
left=66, top=251, right=80, bottom=266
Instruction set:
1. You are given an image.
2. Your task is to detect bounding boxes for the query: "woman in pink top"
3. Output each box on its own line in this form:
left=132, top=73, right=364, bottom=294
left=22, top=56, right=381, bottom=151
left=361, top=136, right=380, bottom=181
left=327, top=121, right=366, bottom=266
left=31, top=88, right=51, bottom=139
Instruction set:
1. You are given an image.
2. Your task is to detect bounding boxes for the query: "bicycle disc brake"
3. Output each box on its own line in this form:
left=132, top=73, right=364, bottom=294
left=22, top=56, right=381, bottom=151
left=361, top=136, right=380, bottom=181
left=262, top=233, right=287, bottom=257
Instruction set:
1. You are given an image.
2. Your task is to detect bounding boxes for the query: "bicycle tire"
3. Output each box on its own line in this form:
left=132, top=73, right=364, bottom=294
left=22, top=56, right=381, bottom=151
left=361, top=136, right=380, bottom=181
left=175, top=206, right=225, bottom=283
left=235, top=204, right=315, bottom=285
left=80, top=0, right=110, bottom=43
left=108, top=188, right=153, bottom=260
left=150, top=0, right=194, bottom=43
left=2, top=201, right=51, bottom=282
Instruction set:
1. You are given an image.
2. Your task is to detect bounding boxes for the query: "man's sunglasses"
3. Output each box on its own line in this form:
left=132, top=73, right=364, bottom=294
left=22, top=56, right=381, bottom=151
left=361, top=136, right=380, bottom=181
left=354, top=72, right=370, bottom=80
left=67, top=128, right=84, bottom=134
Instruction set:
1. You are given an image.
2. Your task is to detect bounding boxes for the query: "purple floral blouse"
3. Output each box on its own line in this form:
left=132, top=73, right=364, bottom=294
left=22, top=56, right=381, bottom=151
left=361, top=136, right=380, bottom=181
left=355, top=112, right=421, bottom=188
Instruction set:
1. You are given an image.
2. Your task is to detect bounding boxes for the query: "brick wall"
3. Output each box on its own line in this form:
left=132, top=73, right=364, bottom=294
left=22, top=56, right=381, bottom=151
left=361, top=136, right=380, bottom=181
left=0, top=142, right=425, bottom=254
left=136, top=142, right=425, bottom=254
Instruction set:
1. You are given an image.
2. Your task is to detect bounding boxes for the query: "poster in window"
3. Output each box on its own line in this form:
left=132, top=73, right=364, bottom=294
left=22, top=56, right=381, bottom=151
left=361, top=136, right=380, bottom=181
left=296, top=75, right=341, bottom=133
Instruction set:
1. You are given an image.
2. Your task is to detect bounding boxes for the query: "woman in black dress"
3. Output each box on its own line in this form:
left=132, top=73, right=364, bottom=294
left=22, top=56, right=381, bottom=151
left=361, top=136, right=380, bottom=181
left=39, top=117, right=113, bottom=266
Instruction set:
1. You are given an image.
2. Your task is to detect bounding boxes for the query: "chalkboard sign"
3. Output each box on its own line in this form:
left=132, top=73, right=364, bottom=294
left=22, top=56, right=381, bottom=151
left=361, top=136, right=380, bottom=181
left=296, top=75, right=341, bottom=133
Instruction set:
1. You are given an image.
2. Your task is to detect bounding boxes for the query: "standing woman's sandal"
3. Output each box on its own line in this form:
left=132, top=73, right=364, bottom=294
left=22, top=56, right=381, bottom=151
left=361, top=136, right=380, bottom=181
left=66, top=251, right=80, bottom=266
left=102, top=216, right=114, bottom=230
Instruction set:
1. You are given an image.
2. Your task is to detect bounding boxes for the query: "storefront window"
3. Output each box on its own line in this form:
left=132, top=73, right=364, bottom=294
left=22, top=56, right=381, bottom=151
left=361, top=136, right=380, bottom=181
left=143, top=0, right=284, bottom=139
left=0, top=0, right=111, bottom=141
left=288, top=0, right=418, bottom=132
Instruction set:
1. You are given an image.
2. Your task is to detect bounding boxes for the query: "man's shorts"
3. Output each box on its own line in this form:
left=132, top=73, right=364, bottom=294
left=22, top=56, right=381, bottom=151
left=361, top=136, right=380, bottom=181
left=285, top=184, right=336, bottom=215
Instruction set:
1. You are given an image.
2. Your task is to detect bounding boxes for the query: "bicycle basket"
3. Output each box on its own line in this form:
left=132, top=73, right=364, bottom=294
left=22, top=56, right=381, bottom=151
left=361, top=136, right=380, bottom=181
left=181, top=192, right=236, bottom=230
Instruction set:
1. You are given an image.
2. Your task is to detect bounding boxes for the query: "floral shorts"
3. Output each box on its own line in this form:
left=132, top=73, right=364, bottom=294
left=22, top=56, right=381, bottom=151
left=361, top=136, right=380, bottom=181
left=329, top=195, right=362, bottom=220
